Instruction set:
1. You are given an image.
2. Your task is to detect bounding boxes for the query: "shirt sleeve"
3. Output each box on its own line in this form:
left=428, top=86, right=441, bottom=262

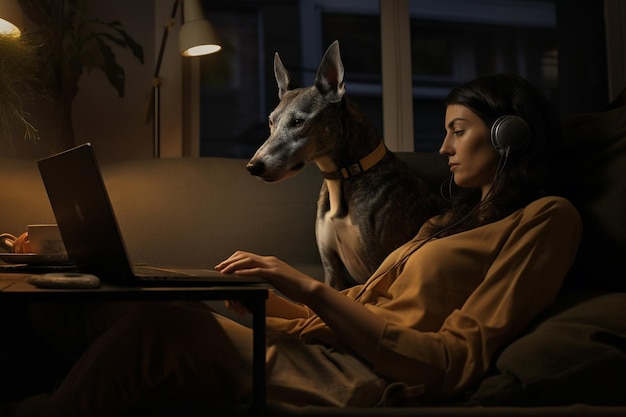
left=371, top=197, right=582, bottom=398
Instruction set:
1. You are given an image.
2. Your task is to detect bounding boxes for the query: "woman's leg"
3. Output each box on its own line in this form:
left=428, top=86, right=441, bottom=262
left=15, top=302, right=254, bottom=417
left=27, top=301, right=142, bottom=363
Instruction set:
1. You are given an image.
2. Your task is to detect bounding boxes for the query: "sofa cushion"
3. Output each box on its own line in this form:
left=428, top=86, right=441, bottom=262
left=468, top=291, right=626, bottom=406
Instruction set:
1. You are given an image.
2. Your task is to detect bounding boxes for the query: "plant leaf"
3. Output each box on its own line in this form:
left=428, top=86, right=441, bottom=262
left=96, top=38, right=125, bottom=97
left=91, top=19, right=144, bottom=64
left=117, top=28, right=144, bottom=64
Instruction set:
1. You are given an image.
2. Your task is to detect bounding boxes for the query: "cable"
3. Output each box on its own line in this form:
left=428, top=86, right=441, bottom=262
left=431, top=148, right=510, bottom=240
left=439, top=174, right=454, bottom=203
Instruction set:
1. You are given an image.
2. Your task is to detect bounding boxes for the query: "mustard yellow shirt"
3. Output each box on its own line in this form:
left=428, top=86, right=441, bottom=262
left=267, top=196, right=582, bottom=397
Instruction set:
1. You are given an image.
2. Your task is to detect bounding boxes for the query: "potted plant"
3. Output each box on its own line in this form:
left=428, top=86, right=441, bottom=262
left=0, top=0, right=144, bottom=157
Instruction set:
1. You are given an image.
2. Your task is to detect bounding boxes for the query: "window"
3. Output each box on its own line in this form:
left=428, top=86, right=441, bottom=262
left=198, top=0, right=557, bottom=157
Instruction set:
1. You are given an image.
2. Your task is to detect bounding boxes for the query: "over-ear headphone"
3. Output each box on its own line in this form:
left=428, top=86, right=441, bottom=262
left=490, top=115, right=531, bottom=157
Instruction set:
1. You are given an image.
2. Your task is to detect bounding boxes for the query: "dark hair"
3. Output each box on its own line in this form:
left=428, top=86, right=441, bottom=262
left=429, top=73, right=561, bottom=236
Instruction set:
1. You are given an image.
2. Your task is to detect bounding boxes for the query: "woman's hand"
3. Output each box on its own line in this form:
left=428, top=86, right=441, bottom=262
left=216, top=251, right=387, bottom=364
left=215, top=251, right=321, bottom=304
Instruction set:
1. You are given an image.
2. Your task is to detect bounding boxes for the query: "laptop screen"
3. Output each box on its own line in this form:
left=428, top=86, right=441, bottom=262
left=37, top=143, right=136, bottom=281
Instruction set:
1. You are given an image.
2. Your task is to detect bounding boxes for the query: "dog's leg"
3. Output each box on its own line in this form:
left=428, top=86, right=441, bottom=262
left=318, top=241, right=354, bottom=290
left=316, top=218, right=358, bottom=290
left=316, top=182, right=366, bottom=289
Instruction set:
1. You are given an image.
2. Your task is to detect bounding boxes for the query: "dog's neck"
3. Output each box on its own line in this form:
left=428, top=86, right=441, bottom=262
left=318, top=141, right=387, bottom=180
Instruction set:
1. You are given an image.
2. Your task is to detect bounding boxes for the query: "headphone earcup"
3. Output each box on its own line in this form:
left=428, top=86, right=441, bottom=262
left=490, top=115, right=531, bottom=156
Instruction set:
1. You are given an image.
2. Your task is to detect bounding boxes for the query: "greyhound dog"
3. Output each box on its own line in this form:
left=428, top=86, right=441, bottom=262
left=247, top=41, right=442, bottom=290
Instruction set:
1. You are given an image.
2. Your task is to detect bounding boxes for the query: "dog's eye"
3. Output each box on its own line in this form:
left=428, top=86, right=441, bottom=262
left=293, top=118, right=304, bottom=127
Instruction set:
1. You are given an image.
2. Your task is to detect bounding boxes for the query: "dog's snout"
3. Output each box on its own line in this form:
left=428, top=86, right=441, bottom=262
left=247, top=160, right=266, bottom=177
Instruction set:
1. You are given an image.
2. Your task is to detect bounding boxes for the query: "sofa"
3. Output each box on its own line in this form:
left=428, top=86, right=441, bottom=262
left=0, top=97, right=625, bottom=416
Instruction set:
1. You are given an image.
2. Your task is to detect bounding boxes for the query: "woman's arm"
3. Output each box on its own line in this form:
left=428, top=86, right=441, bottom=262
left=265, top=291, right=310, bottom=318
left=216, top=252, right=386, bottom=363
left=226, top=290, right=311, bottom=319
left=371, top=197, right=583, bottom=394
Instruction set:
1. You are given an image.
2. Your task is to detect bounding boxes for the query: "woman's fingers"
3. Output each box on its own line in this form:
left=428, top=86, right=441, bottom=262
left=216, top=251, right=319, bottom=303
left=215, top=251, right=267, bottom=274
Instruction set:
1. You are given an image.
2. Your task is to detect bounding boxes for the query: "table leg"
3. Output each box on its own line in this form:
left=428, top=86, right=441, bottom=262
left=250, top=295, right=266, bottom=416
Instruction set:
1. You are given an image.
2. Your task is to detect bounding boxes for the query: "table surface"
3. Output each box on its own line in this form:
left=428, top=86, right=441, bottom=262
left=0, top=273, right=270, bottom=301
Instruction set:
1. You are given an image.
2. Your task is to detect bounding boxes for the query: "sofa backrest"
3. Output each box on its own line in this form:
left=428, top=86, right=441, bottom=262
left=558, top=98, right=626, bottom=291
left=102, top=154, right=449, bottom=276
left=0, top=158, right=58, bottom=233
left=102, top=157, right=324, bottom=275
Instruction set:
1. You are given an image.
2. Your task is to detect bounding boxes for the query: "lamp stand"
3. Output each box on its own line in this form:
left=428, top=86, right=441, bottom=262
left=152, top=0, right=180, bottom=158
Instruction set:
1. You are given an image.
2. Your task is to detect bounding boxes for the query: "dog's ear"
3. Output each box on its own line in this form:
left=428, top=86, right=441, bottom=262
left=315, top=40, right=346, bottom=103
left=274, top=52, right=293, bottom=100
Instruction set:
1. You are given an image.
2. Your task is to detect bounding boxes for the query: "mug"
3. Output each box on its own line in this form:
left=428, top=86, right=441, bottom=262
left=27, top=224, right=67, bottom=255
left=0, top=224, right=66, bottom=255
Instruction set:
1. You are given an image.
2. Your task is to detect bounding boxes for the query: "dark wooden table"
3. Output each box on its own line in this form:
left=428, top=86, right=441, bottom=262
left=0, top=273, right=269, bottom=416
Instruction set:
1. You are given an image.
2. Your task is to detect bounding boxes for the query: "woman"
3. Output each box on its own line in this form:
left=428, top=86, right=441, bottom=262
left=13, top=74, right=582, bottom=416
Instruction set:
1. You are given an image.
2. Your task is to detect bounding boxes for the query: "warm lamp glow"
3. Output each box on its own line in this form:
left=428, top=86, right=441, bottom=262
left=178, top=0, right=221, bottom=57
left=184, top=44, right=221, bottom=57
left=0, top=19, right=20, bottom=37
left=0, top=0, right=23, bottom=37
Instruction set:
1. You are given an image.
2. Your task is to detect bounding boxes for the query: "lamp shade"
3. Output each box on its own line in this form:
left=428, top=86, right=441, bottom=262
left=178, top=0, right=221, bottom=56
left=0, top=0, right=23, bottom=37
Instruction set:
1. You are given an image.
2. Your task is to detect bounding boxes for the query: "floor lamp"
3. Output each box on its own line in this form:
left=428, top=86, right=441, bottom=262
left=151, top=0, right=221, bottom=158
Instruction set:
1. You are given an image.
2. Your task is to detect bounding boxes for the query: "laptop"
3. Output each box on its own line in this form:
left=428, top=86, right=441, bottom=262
left=37, top=143, right=265, bottom=287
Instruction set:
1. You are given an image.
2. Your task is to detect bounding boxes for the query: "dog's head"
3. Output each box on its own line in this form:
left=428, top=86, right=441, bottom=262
left=247, top=41, right=346, bottom=182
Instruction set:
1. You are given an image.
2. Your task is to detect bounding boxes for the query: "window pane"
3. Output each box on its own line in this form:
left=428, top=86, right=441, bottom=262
left=198, top=9, right=262, bottom=157
left=321, top=13, right=382, bottom=81
left=409, top=0, right=558, bottom=152
left=198, top=0, right=384, bottom=158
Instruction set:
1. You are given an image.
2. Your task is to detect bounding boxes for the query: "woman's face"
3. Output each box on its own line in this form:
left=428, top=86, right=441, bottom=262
left=440, top=104, right=500, bottom=199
